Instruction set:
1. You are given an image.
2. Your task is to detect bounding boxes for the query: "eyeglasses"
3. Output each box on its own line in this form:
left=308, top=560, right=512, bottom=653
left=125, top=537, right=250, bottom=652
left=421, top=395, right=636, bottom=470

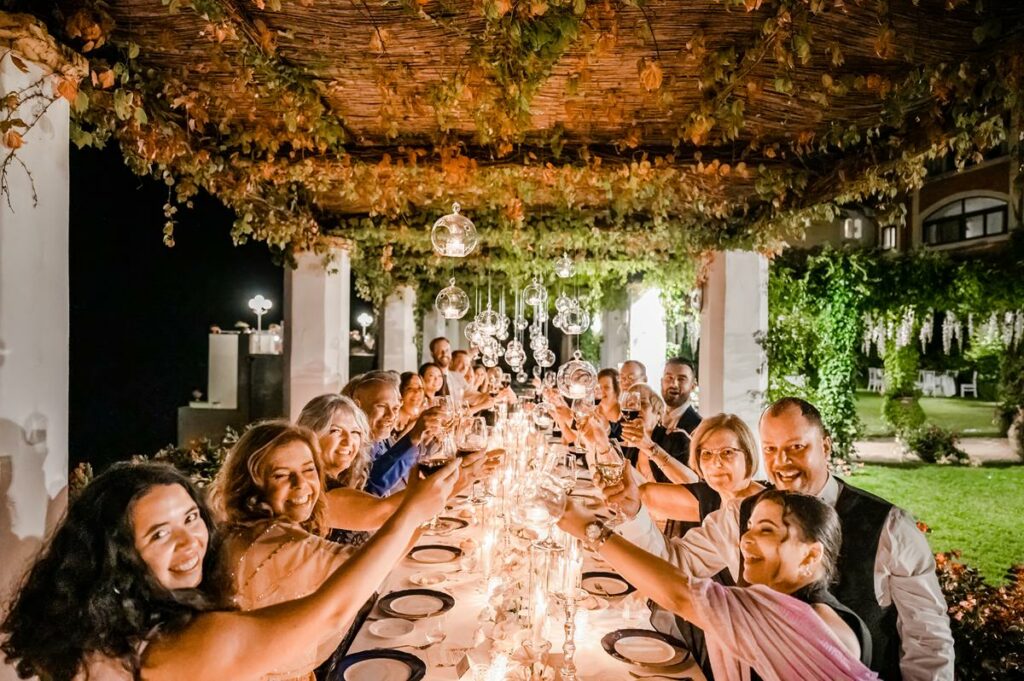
left=698, top=447, right=744, bottom=465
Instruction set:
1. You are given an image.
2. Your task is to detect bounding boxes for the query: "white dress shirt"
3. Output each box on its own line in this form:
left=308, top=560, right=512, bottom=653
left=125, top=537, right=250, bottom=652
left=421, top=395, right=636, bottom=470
left=618, top=474, right=955, bottom=681
left=662, top=400, right=691, bottom=430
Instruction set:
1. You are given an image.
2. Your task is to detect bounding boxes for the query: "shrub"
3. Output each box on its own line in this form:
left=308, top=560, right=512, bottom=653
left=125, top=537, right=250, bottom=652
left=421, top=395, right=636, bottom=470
left=882, top=394, right=926, bottom=436
left=936, top=551, right=1024, bottom=680
left=902, top=424, right=969, bottom=464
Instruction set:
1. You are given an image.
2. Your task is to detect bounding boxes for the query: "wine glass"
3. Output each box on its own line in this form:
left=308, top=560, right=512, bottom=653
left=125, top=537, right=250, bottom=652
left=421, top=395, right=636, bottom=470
left=571, top=394, right=595, bottom=426
left=457, top=416, right=488, bottom=454
left=620, top=389, right=641, bottom=423
left=419, top=438, right=455, bottom=532
left=594, top=446, right=626, bottom=527
left=511, top=472, right=568, bottom=550
left=551, top=446, right=577, bottom=493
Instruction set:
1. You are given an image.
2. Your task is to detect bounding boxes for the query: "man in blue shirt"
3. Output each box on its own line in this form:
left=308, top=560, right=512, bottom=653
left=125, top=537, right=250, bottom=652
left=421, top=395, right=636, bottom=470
left=350, top=372, right=443, bottom=496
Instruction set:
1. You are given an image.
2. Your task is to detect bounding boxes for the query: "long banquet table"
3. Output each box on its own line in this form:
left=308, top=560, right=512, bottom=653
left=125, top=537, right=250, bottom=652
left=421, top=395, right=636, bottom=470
left=348, top=477, right=707, bottom=681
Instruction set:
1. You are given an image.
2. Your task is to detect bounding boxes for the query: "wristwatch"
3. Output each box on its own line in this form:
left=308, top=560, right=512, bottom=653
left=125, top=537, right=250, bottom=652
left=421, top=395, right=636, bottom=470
left=583, top=519, right=615, bottom=552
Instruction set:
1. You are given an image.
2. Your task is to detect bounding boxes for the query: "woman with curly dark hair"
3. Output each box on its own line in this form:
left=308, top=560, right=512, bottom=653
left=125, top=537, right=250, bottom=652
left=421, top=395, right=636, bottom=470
left=1, top=459, right=458, bottom=681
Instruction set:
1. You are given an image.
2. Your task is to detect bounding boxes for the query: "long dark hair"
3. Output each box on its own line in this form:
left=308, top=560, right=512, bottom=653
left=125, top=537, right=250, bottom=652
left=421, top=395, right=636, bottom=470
left=1, top=463, right=228, bottom=681
left=755, top=489, right=842, bottom=586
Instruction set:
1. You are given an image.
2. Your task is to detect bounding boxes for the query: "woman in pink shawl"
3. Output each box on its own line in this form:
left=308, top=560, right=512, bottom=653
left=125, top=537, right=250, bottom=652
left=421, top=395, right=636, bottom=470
left=561, top=489, right=878, bottom=681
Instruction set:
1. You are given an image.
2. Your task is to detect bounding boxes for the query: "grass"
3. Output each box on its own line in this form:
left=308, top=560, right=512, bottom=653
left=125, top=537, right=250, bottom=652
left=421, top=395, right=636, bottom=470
left=849, top=463, right=1024, bottom=583
left=855, top=390, right=1002, bottom=438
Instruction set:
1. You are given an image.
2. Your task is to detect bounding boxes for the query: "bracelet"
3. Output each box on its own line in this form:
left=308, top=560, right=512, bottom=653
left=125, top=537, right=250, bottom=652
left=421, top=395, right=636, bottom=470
left=593, top=524, right=616, bottom=551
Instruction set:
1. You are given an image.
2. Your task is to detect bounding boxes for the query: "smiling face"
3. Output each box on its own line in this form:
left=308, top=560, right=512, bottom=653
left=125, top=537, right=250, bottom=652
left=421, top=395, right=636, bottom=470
left=695, top=427, right=751, bottom=496
left=431, top=339, right=452, bottom=369
left=258, top=440, right=322, bottom=523
left=740, top=499, right=822, bottom=593
left=661, top=362, right=696, bottom=409
left=597, top=375, right=618, bottom=404
left=422, top=365, right=444, bottom=397
left=355, top=381, right=401, bottom=441
left=131, top=484, right=209, bottom=591
left=402, top=375, right=426, bottom=410
left=760, top=406, right=831, bottom=495
left=619, top=361, right=646, bottom=393
left=318, top=408, right=363, bottom=478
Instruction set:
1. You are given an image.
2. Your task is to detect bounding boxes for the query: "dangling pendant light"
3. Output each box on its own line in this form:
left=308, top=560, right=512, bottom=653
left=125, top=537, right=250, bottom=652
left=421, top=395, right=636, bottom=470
left=431, top=202, right=479, bottom=258
left=435, top=278, right=470, bottom=319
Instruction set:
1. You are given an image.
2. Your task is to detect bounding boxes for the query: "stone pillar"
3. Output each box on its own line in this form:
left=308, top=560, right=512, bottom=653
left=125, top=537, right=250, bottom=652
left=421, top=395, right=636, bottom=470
left=381, top=285, right=418, bottom=372
left=629, top=286, right=667, bottom=386
left=600, top=307, right=629, bottom=369
left=698, top=250, right=769, bottom=431
left=284, top=245, right=350, bottom=420
left=421, top=309, right=445, bottom=364
left=0, top=51, right=72, bottom=654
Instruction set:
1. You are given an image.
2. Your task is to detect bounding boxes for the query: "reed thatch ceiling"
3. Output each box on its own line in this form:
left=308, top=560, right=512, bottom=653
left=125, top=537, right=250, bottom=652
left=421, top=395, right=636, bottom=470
left=13, top=0, right=1024, bottom=266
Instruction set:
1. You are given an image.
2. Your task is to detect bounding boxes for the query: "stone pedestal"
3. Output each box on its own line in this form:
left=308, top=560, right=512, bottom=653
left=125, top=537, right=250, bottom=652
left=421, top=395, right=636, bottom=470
left=698, top=250, right=769, bottom=435
left=284, top=246, right=350, bottom=420
left=381, top=285, right=418, bottom=372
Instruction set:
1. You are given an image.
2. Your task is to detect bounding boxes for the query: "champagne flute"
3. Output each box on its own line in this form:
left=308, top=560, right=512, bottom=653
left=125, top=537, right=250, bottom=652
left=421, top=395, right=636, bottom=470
left=594, top=446, right=626, bottom=527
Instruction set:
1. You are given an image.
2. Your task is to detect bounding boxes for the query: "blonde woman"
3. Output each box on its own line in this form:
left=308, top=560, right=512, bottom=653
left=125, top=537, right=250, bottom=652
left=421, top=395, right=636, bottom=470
left=211, top=421, right=384, bottom=679
left=640, top=413, right=764, bottom=528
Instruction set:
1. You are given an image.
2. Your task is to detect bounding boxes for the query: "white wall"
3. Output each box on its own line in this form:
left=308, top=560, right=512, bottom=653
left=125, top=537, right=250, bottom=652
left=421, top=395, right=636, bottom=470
left=628, top=286, right=667, bottom=386
left=381, top=285, right=417, bottom=372
left=0, top=53, right=71, bottom=680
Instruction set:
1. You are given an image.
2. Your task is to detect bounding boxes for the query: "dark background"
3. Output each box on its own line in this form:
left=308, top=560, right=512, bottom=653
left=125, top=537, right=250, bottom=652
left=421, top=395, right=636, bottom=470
left=69, top=145, right=285, bottom=472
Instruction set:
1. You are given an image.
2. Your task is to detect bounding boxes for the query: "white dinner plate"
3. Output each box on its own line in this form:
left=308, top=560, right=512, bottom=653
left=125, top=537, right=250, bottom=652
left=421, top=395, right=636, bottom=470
left=408, top=545, right=462, bottom=564
left=368, top=618, right=415, bottom=639
left=614, top=636, right=678, bottom=665
left=344, top=658, right=416, bottom=681
left=388, top=594, right=445, bottom=617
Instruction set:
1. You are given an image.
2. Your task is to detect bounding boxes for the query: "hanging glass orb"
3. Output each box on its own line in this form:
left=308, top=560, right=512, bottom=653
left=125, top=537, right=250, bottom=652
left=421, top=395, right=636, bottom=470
left=505, top=339, right=524, bottom=354
left=430, top=202, right=478, bottom=258
left=477, top=308, right=501, bottom=336
left=557, top=350, right=598, bottom=400
left=496, top=325, right=509, bottom=341
left=561, top=307, right=591, bottom=335
left=435, top=279, right=470, bottom=319
left=464, top=321, right=479, bottom=342
left=523, top=279, right=548, bottom=306
left=514, top=316, right=529, bottom=331
left=555, top=292, right=573, bottom=313
left=516, top=370, right=529, bottom=384
left=482, top=352, right=499, bottom=368
left=554, top=252, right=575, bottom=279
left=481, top=335, right=500, bottom=354
left=535, top=348, right=556, bottom=368
left=530, top=334, right=549, bottom=352
left=504, top=345, right=526, bottom=367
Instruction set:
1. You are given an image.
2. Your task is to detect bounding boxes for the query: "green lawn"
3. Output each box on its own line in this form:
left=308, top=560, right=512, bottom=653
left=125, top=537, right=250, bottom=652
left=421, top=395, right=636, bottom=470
left=849, top=463, right=1024, bottom=583
left=855, top=390, right=1002, bottom=438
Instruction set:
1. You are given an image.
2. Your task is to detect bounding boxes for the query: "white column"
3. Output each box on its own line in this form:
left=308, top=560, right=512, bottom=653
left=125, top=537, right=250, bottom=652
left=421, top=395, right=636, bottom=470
left=698, top=250, right=769, bottom=430
left=284, top=245, right=350, bottom=420
left=601, top=307, right=629, bottom=369
left=381, top=285, right=418, bottom=372
left=628, top=286, right=667, bottom=385
left=0, top=54, right=71, bottom=636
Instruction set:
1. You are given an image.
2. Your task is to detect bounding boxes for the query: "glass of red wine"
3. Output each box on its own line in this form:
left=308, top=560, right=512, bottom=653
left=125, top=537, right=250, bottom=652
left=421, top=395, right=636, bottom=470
left=620, top=389, right=641, bottom=423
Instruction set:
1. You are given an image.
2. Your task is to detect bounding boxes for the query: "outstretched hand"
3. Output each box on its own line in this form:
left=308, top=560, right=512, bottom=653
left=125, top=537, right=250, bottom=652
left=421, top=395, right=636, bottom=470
left=402, top=460, right=459, bottom=521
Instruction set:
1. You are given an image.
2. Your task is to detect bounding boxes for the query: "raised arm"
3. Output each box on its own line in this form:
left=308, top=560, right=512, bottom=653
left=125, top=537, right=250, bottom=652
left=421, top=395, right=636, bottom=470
left=142, top=462, right=459, bottom=681
left=325, top=487, right=405, bottom=531
left=639, top=482, right=701, bottom=522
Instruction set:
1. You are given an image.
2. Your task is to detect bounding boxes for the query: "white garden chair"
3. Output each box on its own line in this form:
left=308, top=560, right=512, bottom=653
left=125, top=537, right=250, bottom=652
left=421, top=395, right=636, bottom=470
left=960, top=371, right=978, bottom=398
left=867, top=367, right=884, bottom=393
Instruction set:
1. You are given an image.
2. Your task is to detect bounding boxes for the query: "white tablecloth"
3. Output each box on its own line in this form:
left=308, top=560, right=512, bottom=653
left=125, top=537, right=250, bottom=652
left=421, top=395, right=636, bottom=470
left=348, top=495, right=706, bottom=680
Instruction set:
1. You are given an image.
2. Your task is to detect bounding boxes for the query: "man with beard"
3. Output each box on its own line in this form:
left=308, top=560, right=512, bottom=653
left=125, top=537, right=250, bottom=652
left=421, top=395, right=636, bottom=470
left=597, top=397, right=954, bottom=681
left=429, top=336, right=453, bottom=396
left=650, top=357, right=702, bottom=474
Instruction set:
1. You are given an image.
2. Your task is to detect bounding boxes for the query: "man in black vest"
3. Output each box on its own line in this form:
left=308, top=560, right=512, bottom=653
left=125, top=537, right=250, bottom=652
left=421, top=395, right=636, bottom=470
left=652, top=356, right=702, bottom=464
left=604, top=397, right=954, bottom=680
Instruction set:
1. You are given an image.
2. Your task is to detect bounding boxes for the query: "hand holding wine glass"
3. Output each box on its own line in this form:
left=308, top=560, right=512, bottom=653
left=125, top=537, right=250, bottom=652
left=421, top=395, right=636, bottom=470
left=594, top=445, right=627, bottom=526
left=619, top=389, right=641, bottom=423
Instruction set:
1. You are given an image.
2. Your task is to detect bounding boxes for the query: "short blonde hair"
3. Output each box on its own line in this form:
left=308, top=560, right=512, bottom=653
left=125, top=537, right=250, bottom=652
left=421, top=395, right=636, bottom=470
left=688, top=413, right=758, bottom=480
left=630, top=383, right=666, bottom=421
left=210, top=420, right=330, bottom=536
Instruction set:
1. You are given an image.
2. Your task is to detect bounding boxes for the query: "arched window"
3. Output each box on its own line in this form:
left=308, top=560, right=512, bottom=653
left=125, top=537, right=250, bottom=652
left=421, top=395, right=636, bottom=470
left=923, top=196, right=1008, bottom=245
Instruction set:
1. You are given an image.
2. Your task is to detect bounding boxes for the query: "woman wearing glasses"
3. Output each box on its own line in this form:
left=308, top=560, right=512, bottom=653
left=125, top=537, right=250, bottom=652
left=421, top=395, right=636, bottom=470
left=640, top=414, right=763, bottom=536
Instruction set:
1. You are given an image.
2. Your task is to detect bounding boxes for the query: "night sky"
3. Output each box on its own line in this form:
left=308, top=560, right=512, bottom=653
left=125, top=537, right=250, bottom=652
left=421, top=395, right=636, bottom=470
left=69, top=145, right=286, bottom=472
